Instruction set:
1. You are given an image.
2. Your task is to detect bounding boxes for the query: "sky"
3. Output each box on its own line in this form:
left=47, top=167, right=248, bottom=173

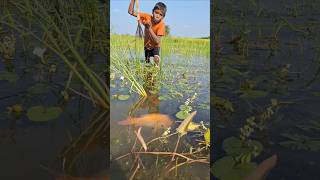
left=110, top=0, right=210, bottom=38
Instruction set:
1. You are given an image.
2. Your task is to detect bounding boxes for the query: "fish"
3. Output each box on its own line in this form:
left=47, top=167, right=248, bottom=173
left=245, top=154, right=278, bottom=180
left=117, top=113, right=173, bottom=129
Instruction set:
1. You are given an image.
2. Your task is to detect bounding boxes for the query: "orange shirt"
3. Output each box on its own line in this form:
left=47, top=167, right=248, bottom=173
left=138, top=12, right=165, bottom=50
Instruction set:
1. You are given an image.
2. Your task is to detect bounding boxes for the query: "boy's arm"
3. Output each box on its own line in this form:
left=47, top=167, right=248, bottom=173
left=144, top=22, right=161, bottom=45
left=128, top=0, right=137, bottom=17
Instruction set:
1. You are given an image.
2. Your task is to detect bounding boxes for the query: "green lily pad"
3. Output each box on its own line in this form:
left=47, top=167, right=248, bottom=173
left=27, top=83, right=52, bottom=95
left=159, top=95, right=170, bottom=100
left=175, top=111, right=190, bottom=120
left=199, top=103, right=210, bottom=110
left=279, top=133, right=320, bottom=152
left=212, top=156, right=256, bottom=180
left=240, top=90, right=268, bottom=99
left=312, top=92, right=320, bottom=96
left=279, top=141, right=307, bottom=150
left=117, top=94, right=130, bottom=101
left=27, top=106, right=62, bottom=122
left=0, top=71, right=19, bottom=83
left=179, top=104, right=192, bottom=112
left=223, top=137, right=263, bottom=157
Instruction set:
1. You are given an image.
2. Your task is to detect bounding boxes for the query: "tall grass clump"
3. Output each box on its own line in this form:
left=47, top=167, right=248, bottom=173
left=111, top=34, right=210, bottom=58
left=110, top=35, right=147, bottom=96
left=1, top=0, right=109, bottom=109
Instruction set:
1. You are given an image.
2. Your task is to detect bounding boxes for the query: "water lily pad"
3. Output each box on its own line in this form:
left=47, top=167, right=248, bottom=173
left=27, top=83, right=52, bottom=95
left=240, top=90, right=268, bottom=98
left=27, top=106, right=62, bottom=122
left=212, top=156, right=256, bottom=180
left=175, top=111, right=189, bottom=120
left=279, top=133, right=320, bottom=152
left=159, top=95, right=170, bottom=100
left=198, top=103, right=210, bottom=110
left=0, top=71, right=19, bottom=83
left=118, top=94, right=130, bottom=101
left=223, top=137, right=263, bottom=157
left=312, top=92, right=320, bottom=96
left=179, top=104, right=192, bottom=112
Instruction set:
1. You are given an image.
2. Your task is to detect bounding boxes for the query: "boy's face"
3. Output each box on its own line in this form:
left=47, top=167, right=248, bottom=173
left=152, top=9, right=164, bottom=23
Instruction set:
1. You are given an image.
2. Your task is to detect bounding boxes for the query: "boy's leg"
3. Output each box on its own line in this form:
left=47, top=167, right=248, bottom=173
left=145, top=48, right=150, bottom=63
left=153, top=47, right=160, bottom=67
left=145, top=56, right=150, bottom=63
left=154, top=55, right=160, bottom=67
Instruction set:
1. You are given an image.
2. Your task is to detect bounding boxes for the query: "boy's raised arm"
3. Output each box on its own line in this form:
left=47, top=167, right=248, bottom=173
left=128, top=0, right=137, bottom=17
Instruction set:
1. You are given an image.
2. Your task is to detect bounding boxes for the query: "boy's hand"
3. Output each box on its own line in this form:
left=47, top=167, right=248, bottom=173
left=142, top=20, right=152, bottom=29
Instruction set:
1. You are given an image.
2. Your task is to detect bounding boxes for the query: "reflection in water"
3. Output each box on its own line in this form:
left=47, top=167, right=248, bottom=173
left=129, top=67, right=161, bottom=115
left=111, top=62, right=210, bottom=179
left=43, top=110, right=109, bottom=179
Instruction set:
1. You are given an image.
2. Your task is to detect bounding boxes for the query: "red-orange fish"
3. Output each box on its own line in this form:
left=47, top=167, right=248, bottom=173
left=117, top=113, right=173, bottom=129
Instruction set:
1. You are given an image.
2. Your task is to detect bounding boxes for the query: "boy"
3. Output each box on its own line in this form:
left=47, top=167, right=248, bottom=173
left=128, top=0, right=167, bottom=67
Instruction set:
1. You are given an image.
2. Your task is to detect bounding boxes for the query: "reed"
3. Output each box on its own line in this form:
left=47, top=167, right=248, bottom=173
left=111, top=34, right=210, bottom=58
left=1, top=0, right=109, bottom=109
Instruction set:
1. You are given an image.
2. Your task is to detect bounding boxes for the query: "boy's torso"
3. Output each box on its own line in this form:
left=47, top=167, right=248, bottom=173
left=139, top=13, right=165, bottom=50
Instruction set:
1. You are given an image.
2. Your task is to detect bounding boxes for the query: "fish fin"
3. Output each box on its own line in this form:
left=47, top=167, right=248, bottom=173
left=117, top=116, right=132, bottom=125
left=245, top=154, right=277, bottom=180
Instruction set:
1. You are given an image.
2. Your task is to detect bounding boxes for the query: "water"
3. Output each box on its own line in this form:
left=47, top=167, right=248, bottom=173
left=0, top=22, right=107, bottom=180
left=110, top=54, right=210, bottom=179
left=213, top=0, right=320, bottom=179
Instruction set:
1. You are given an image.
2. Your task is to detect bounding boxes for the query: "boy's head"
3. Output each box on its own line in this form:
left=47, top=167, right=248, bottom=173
left=152, top=2, right=167, bottom=23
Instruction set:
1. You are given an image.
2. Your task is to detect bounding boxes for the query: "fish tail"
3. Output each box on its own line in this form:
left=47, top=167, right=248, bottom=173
left=117, top=117, right=133, bottom=125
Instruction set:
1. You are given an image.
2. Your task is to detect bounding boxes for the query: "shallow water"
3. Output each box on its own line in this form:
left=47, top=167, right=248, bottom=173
left=110, top=54, right=210, bottom=179
left=213, top=0, right=320, bottom=179
left=0, top=33, right=107, bottom=179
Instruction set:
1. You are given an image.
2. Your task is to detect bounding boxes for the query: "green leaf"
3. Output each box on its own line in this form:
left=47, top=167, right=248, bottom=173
left=176, top=111, right=197, bottom=136
left=223, top=137, right=262, bottom=157
left=179, top=104, right=192, bottom=112
left=27, top=83, right=52, bottom=95
left=212, top=156, right=256, bottom=180
left=158, top=95, right=167, bottom=100
left=240, top=90, right=268, bottom=98
left=118, top=94, right=130, bottom=101
left=0, top=71, right=19, bottom=83
left=175, top=111, right=190, bottom=120
left=312, top=92, right=320, bottom=96
left=27, top=106, right=62, bottom=122
left=204, top=129, right=210, bottom=145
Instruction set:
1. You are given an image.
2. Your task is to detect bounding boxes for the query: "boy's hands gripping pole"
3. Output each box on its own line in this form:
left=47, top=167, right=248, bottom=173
left=135, top=0, right=144, bottom=38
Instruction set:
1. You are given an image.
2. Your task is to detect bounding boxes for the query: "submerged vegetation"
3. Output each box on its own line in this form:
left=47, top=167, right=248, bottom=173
left=110, top=32, right=210, bottom=178
left=0, top=0, right=108, bottom=178
left=213, top=0, right=320, bottom=179
left=1, top=0, right=108, bottom=109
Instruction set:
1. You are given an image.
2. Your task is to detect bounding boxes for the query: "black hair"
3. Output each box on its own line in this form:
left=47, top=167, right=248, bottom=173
left=153, top=2, right=167, bottom=17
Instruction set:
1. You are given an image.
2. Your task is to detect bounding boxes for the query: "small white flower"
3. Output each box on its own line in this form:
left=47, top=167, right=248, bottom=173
left=33, top=47, right=46, bottom=58
left=120, top=76, right=124, bottom=81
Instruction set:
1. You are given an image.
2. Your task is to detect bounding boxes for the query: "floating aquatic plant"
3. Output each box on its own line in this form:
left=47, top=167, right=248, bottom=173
left=27, top=105, right=62, bottom=122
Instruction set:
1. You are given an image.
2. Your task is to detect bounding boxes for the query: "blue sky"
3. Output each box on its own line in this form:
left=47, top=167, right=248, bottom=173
left=110, top=0, right=210, bottom=38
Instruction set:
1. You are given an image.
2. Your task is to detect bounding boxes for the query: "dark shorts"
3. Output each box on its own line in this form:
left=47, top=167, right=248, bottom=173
left=145, top=47, right=160, bottom=58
